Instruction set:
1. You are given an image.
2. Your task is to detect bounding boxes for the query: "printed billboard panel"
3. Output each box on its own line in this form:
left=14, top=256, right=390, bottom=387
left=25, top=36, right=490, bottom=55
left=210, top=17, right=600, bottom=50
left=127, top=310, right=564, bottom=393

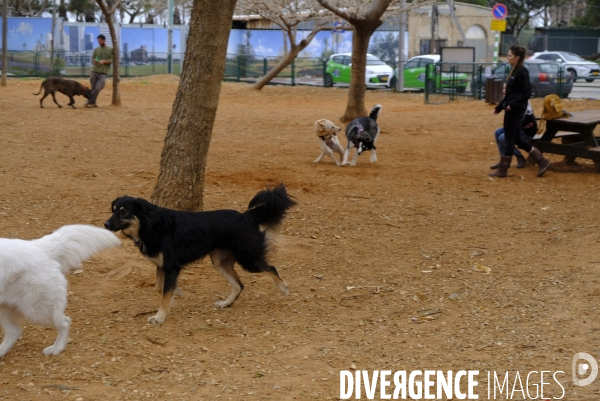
left=0, top=17, right=52, bottom=51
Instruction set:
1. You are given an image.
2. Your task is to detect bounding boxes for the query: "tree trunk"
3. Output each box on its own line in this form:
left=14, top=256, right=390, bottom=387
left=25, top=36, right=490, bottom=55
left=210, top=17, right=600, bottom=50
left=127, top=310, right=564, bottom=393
left=253, top=50, right=298, bottom=90
left=151, top=0, right=237, bottom=211
left=96, top=0, right=121, bottom=106
left=1, top=0, right=7, bottom=87
left=106, top=17, right=121, bottom=106
left=341, top=22, right=380, bottom=122
left=254, top=27, right=323, bottom=90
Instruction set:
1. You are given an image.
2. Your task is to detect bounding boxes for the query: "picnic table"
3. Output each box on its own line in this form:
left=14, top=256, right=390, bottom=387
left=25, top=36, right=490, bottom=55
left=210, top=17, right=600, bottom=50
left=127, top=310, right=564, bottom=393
left=530, top=110, right=600, bottom=172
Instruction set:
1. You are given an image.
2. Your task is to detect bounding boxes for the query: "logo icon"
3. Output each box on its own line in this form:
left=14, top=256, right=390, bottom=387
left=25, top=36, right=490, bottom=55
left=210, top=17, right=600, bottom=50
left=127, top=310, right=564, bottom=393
left=572, top=352, right=598, bottom=386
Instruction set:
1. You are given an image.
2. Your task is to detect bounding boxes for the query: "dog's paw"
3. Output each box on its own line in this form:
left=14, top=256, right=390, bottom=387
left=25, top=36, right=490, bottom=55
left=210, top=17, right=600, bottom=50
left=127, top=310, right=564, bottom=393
left=148, top=314, right=166, bottom=324
left=42, top=345, right=64, bottom=356
left=350, top=162, right=357, bottom=166
left=214, top=300, right=232, bottom=309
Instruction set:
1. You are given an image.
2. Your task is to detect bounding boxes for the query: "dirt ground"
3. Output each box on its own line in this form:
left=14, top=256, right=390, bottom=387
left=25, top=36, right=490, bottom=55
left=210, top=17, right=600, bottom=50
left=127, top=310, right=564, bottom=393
left=1, top=76, right=600, bottom=400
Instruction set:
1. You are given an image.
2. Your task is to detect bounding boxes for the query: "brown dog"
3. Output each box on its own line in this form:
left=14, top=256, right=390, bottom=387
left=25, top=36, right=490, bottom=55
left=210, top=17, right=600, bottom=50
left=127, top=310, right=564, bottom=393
left=33, top=77, right=93, bottom=109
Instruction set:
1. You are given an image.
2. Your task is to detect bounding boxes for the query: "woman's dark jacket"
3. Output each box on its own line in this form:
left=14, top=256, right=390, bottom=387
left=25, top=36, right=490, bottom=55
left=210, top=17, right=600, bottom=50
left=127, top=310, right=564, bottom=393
left=494, top=65, right=532, bottom=113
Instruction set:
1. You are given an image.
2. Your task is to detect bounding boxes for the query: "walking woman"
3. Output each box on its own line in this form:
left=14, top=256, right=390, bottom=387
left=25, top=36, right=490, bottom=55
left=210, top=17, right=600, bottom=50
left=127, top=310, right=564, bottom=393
left=490, top=46, right=551, bottom=178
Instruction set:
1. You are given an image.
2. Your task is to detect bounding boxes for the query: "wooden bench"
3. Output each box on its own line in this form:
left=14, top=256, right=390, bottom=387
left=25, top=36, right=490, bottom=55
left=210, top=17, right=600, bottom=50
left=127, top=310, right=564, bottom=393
left=531, top=131, right=582, bottom=142
left=529, top=110, right=600, bottom=172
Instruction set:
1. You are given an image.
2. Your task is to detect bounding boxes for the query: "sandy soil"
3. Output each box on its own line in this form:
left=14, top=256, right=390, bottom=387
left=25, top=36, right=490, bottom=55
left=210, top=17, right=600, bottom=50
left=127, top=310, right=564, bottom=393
left=1, top=76, right=600, bottom=400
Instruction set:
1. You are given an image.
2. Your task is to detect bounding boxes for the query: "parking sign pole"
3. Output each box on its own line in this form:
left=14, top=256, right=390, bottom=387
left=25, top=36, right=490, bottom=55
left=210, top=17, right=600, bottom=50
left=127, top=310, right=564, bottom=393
left=493, top=31, right=499, bottom=65
left=491, top=4, right=507, bottom=66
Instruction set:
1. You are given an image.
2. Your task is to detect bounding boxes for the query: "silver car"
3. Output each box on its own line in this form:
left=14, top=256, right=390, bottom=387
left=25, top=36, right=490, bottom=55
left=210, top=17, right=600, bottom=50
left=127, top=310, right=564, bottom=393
left=529, top=51, right=600, bottom=82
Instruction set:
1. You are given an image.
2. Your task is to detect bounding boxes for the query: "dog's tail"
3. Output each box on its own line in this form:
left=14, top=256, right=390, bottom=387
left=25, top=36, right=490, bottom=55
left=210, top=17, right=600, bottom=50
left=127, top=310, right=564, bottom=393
left=244, top=183, right=297, bottom=230
left=33, top=82, right=44, bottom=96
left=32, top=225, right=121, bottom=275
left=369, top=104, right=382, bottom=121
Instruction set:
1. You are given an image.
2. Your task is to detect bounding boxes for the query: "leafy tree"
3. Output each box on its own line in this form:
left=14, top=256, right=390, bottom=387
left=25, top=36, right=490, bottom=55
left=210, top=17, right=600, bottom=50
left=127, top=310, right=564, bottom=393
left=573, top=0, right=600, bottom=28
left=368, top=32, right=397, bottom=63
left=69, top=0, right=97, bottom=21
left=496, top=0, right=550, bottom=40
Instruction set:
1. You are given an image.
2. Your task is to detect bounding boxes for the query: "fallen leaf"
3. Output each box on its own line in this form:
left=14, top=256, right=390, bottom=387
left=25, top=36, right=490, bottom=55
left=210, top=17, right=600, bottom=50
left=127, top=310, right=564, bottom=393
left=474, top=264, right=492, bottom=274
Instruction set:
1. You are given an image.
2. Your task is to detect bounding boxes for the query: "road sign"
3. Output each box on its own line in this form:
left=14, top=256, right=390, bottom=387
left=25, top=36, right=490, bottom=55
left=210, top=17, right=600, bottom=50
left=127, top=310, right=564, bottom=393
left=333, top=21, right=345, bottom=34
left=490, top=19, right=507, bottom=32
left=492, top=3, right=508, bottom=20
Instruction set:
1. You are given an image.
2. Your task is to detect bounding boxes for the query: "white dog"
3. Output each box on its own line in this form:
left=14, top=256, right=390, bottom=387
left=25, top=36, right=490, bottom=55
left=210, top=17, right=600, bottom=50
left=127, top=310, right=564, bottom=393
left=0, top=225, right=120, bottom=357
left=313, top=119, right=345, bottom=165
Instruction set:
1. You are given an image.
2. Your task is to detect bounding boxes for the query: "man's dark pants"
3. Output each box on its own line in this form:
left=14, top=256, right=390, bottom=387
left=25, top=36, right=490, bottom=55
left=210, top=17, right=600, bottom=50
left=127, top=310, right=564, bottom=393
left=89, top=71, right=107, bottom=105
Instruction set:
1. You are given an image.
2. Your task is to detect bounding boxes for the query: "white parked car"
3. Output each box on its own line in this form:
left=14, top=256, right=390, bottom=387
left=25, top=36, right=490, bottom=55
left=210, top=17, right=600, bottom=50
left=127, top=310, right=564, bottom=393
left=529, top=51, right=600, bottom=82
left=325, top=53, right=393, bottom=87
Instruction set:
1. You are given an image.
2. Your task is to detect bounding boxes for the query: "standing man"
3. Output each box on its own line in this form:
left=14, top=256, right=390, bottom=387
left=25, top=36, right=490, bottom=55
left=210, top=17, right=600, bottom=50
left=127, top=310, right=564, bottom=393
left=87, top=34, right=112, bottom=108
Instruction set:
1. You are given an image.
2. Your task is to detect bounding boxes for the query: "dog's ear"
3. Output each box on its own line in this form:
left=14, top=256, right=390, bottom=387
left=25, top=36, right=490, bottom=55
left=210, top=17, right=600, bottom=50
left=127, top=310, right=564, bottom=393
left=110, top=196, right=128, bottom=213
left=314, top=120, right=323, bottom=132
left=110, top=198, right=119, bottom=212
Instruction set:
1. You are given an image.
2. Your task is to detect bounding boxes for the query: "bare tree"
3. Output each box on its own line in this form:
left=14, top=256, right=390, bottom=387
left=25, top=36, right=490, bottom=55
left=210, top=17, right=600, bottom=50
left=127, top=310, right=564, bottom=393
left=151, top=0, right=238, bottom=210
left=237, top=0, right=335, bottom=90
left=317, top=0, right=427, bottom=122
left=96, top=0, right=122, bottom=105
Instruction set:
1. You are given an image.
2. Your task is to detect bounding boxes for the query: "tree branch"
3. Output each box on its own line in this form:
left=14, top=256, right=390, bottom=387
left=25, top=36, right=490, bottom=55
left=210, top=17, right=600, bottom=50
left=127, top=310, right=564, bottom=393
left=109, top=0, right=122, bottom=15
left=316, top=0, right=353, bottom=22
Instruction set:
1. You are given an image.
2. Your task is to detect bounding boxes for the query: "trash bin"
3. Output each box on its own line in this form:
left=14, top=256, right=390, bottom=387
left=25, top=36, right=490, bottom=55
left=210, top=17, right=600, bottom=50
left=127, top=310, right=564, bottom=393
left=485, top=78, right=504, bottom=104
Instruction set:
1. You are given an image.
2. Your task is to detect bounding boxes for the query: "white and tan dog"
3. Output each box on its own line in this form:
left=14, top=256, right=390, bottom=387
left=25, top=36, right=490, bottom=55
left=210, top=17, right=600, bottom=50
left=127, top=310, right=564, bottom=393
left=313, top=119, right=345, bottom=165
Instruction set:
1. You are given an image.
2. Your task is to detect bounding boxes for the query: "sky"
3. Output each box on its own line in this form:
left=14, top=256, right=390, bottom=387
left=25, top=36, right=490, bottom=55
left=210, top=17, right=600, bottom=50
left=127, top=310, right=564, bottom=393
left=0, top=18, right=52, bottom=51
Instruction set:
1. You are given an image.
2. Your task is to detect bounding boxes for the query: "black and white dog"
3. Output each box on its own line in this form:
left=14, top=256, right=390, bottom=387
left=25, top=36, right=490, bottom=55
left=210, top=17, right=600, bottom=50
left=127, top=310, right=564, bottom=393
left=313, top=118, right=345, bottom=165
left=104, top=184, right=296, bottom=324
left=343, top=104, right=382, bottom=166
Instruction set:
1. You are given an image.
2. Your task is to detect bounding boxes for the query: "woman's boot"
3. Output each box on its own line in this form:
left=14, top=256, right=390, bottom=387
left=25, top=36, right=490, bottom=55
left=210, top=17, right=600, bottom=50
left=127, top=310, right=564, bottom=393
left=488, top=155, right=512, bottom=178
left=529, top=148, right=551, bottom=177
left=516, top=154, right=527, bottom=168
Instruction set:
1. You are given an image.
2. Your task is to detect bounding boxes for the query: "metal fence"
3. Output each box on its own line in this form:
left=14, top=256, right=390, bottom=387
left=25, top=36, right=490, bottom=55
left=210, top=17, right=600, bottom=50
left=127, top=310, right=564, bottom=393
left=3, top=51, right=596, bottom=105
left=223, top=54, right=325, bottom=86
left=424, top=62, right=580, bottom=104
left=1, top=50, right=184, bottom=78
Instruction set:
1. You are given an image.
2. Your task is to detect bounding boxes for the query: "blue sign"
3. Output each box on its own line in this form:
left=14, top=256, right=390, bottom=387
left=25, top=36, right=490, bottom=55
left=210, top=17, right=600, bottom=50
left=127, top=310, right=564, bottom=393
left=492, top=3, right=508, bottom=20
left=333, top=21, right=345, bottom=33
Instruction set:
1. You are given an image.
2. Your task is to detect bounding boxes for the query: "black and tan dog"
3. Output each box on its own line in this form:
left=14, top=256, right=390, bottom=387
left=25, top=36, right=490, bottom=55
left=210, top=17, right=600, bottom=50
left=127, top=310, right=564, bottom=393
left=33, top=77, right=93, bottom=109
left=104, top=184, right=296, bottom=324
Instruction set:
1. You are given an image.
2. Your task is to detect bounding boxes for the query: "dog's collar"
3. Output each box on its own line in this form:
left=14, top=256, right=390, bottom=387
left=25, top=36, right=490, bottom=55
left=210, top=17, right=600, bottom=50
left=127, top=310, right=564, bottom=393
left=79, top=85, right=86, bottom=96
left=318, top=133, right=335, bottom=141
